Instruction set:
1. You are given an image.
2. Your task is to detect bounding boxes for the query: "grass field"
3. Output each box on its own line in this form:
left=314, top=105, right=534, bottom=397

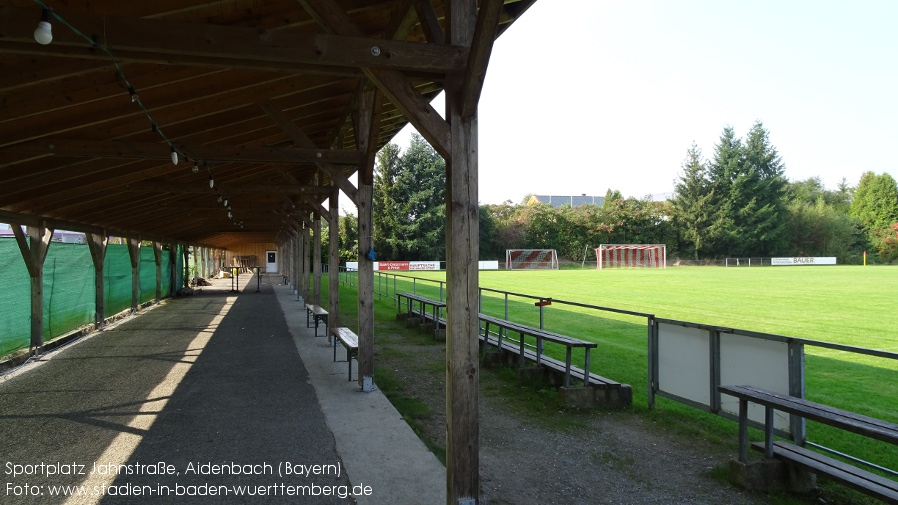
left=334, top=264, right=898, bottom=483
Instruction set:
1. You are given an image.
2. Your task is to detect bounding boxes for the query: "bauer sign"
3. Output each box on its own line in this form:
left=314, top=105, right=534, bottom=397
left=771, top=257, right=836, bottom=266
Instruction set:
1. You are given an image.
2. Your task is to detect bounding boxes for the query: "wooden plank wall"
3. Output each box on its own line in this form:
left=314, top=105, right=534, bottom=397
left=224, top=242, right=276, bottom=269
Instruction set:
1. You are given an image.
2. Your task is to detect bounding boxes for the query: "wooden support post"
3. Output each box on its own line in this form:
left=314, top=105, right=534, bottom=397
left=357, top=181, right=374, bottom=390
left=313, top=213, right=322, bottom=305
left=182, top=244, right=189, bottom=290
left=153, top=242, right=163, bottom=302
left=191, top=245, right=198, bottom=283
left=85, top=232, right=108, bottom=327
left=12, top=223, right=53, bottom=353
left=355, top=87, right=380, bottom=392
left=128, top=238, right=141, bottom=312
left=293, top=232, right=301, bottom=298
left=169, top=243, right=177, bottom=294
left=302, top=220, right=311, bottom=301
left=328, top=186, right=340, bottom=334
left=446, top=0, right=480, bottom=502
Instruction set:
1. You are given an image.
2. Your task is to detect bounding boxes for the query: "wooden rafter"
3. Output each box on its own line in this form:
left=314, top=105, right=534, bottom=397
left=0, top=7, right=466, bottom=74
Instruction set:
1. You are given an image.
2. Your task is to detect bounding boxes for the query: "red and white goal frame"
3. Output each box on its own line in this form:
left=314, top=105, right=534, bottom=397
left=505, top=249, right=559, bottom=270
left=596, top=244, right=666, bottom=269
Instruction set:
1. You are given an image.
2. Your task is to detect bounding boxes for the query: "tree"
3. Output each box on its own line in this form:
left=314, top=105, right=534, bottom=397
left=705, top=126, right=742, bottom=256
left=705, top=122, right=788, bottom=257
left=338, top=212, right=359, bottom=262
left=672, top=143, right=715, bottom=259
left=850, top=171, right=898, bottom=261
left=373, top=143, right=403, bottom=259
left=738, top=120, right=789, bottom=255
left=372, top=134, right=446, bottom=260
left=850, top=171, right=898, bottom=232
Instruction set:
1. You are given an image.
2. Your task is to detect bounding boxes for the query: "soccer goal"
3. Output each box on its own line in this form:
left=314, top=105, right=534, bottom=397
left=596, top=244, right=666, bottom=269
left=505, top=249, right=559, bottom=270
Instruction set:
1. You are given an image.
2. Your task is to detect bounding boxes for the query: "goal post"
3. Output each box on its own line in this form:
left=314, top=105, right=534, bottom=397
left=596, top=244, right=666, bottom=269
left=505, top=249, right=559, bottom=270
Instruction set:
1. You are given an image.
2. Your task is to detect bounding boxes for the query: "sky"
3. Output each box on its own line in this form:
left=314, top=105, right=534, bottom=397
left=386, top=0, right=898, bottom=205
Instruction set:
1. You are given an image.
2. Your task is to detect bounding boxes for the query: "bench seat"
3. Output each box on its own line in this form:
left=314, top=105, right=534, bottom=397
left=719, top=384, right=898, bottom=503
left=306, top=304, right=328, bottom=337
left=479, top=313, right=596, bottom=388
left=396, top=293, right=446, bottom=337
left=751, top=441, right=898, bottom=504
left=331, top=327, right=358, bottom=381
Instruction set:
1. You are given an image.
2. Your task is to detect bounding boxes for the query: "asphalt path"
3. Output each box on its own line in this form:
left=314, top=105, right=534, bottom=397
left=0, top=274, right=351, bottom=504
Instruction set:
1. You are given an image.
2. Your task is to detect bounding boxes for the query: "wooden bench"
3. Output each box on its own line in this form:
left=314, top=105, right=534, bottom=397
left=719, top=385, right=898, bottom=503
left=396, top=292, right=446, bottom=337
left=306, top=304, right=328, bottom=338
left=330, top=327, right=359, bottom=381
left=479, top=314, right=596, bottom=388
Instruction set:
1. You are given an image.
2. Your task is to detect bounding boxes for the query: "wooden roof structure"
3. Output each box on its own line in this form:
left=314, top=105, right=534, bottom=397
left=1, top=2, right=539, bottom=503
left=0, top=0, right=534, bottom=249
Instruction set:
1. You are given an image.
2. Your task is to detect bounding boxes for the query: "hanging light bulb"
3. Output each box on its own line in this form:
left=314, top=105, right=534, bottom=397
left=223, top=198, right=228, bottom=207
left=34, top=9, right=53, bottom=45
left=228, top=211, right=233, bottom=219
left=127, top=85, right=139, bottom=103
left=209, top=175, right=214, bottom=188
left=217, top=195, right=223, bottom=203
left=192, top=161, right=199, bottom=173
left=170, top=146, right=179, bottom=165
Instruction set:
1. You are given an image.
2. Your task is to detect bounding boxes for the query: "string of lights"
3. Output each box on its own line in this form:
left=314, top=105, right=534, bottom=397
left=31, top=0, right=243, bottom=227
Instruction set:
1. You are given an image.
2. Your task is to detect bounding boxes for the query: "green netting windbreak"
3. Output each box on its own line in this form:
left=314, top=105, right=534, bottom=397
left=139, top=247, right=156, bottom=304
left=104, top=244, right=132, bottom=316
left=42, top=243, right=94, bottom=342
left=0, top=239, right=95, bottom=356
left=0, top=239, right=32, bottom=355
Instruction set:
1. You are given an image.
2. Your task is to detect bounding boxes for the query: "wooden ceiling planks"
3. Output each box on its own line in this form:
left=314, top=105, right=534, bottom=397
left=0, top=0, right=533, bottom=249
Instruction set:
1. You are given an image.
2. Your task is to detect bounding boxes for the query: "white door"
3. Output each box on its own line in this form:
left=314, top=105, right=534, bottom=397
left=265, top=250, right=277, bottom=273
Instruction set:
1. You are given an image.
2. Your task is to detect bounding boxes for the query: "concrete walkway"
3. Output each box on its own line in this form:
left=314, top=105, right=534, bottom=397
left=0, top=273, right=444, bottom=504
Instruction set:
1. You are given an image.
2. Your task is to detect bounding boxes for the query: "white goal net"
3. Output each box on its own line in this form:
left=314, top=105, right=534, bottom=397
left=596, top=244, right=666, bottom=269
left=505, top=249, right=559, bottom=270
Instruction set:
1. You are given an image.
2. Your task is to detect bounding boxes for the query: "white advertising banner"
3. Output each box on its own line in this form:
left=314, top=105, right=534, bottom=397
left=345, top=261, right=499, bottom=271
left=771, top=257, right=837, bottom=266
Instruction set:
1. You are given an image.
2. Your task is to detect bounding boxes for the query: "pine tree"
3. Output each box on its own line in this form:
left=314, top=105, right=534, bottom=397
left=740, top=120, right=788, bottom=255
left=706, top=126, right=742, bottom=256
left=672, top=143, right=714, bottom=259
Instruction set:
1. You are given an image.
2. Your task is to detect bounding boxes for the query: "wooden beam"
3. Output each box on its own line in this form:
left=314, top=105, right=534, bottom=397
left=128, top=238, right=141, bottom=313
left=328, top=185, right=340, bottom=333
left=446, top=0, right=480, bottom=503
left=6, top=139, right=365, bottom=166
left=354, top=89, right=383, bottom=186
left=365, top=68, right=450, bottom=159
left=126, top=181, right=335, bottom=196
left=85, top=232, right=108, bottom=327
left=153, top=242, right=164, bottom=302
left=0, top=7, right=466, bottom=74
left=258, top=101, right=319, bottom=150
left=354, top=86, right=380, bottom=392
left=297, top=0, right=452, bottom=159
left=462, top=0, right=503, bottom=118
left=318, top=165, right=360, bottom=206
left=300, top=195, right=331, bottom=224
left=262, top=101, right=361, bottom=206
left=12, top=223, right=53, bottom=352
left=415, top=0, right=446, bottom=45
left=312, top=214, right=322, bottom=305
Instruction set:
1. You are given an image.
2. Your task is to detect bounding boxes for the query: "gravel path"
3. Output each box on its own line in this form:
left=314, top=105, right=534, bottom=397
left=375, top=327, right=773, bottom=505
